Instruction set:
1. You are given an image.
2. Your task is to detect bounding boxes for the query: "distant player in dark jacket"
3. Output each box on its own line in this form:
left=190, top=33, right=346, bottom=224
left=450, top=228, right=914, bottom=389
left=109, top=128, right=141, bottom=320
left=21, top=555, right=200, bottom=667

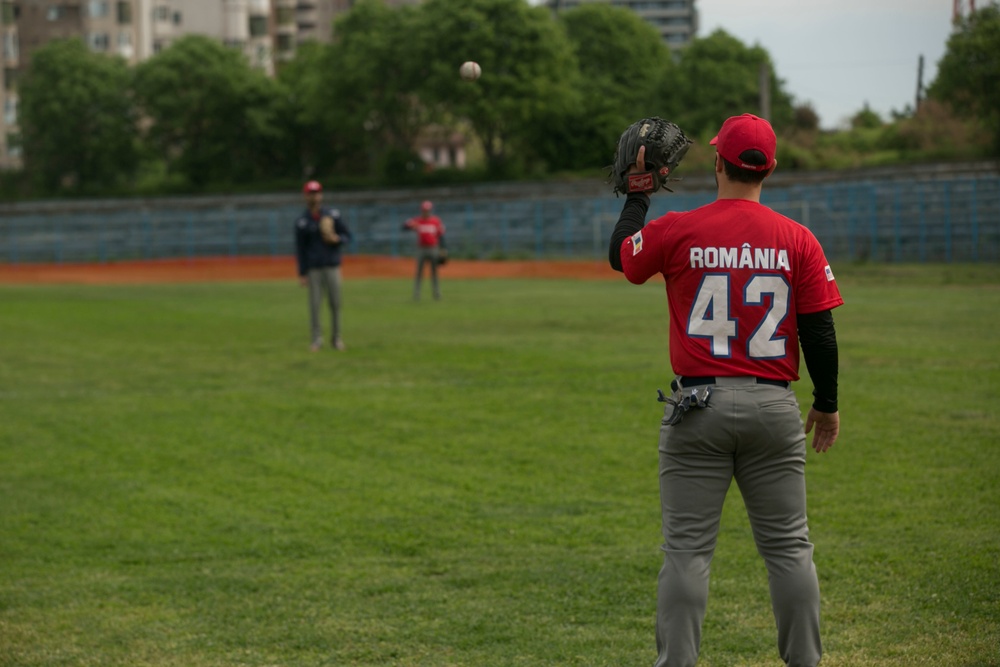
left=295, top=180, right=351, bottom=351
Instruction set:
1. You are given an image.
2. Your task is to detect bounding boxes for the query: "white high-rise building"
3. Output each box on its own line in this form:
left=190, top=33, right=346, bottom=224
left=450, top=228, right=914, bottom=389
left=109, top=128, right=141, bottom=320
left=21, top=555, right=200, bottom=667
left=144, top=0, right=274, bottom=73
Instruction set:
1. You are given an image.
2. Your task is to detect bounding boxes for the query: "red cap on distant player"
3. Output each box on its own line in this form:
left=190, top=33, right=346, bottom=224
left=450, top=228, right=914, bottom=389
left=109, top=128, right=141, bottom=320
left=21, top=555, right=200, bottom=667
left=709, top=114, right=776, bottom=172
left=303, top=180, right=322, bottom=193
left=421, top=200, right=433, bottom=212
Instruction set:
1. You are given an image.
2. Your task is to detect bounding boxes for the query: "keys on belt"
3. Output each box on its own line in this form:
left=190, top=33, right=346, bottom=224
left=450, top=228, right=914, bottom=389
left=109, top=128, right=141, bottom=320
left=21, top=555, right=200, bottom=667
left=656, top=376, right=790, bottom=426
left=657, top=384, right=713, bottom=426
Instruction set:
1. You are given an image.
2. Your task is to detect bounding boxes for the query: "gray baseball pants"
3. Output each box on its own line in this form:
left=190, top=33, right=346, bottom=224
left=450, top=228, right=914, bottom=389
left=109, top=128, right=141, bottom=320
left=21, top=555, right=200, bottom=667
left=654, top=377, right=821, bottom=667
left=413, top=247, right=440, bottom=300
left=307, top=266, right=342, bottom=345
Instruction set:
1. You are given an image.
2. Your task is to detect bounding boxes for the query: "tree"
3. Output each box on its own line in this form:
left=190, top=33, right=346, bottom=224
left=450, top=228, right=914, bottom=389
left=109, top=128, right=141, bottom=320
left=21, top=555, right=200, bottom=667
left=851, top=104, right=882, bottom=130
left=928, top=3, right=1000, bottom=153
left=18, top=39, right=138, bottom=193
left=278, top=40, right=348, bottom=180
left=535, top=3, right=671, bottom=171
left=412, top=0, right=580, bottom=176
left=882, top=98, right=981, bottom=158
left=327, top=0, right=429, bottom=179
left=791, top=104, right=820, bottom=132
left=133, top=35, right=292, bottom=188
left=662, top=29, right=795, bottom=140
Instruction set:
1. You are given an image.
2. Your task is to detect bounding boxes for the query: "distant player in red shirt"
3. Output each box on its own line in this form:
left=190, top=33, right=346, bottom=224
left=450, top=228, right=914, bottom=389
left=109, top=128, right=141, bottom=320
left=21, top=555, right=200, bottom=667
left=403, top=200, right=447, bottom=301
left=609, top=114, right=843, bottom=667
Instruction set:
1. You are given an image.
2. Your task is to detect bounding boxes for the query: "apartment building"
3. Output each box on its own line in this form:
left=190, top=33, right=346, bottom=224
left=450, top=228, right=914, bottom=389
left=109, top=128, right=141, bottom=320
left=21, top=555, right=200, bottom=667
left=307, top=1, right=424, bottom=39
left=1, top=2, right=18, bottom=168
left=0, top=1, right=276, bottom=169
left=145, top=1, right=274, bottom=73
left=546, top=0, right=698, bottom=51
left=0, top=0, right=429, bottom=171
left=0, top=0, right=149, bottom=170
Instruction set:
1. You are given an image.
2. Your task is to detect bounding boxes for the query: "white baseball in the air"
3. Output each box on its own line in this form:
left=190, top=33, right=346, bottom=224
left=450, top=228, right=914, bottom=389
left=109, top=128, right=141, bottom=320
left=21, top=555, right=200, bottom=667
left=459, top=61, right=482, bottom=81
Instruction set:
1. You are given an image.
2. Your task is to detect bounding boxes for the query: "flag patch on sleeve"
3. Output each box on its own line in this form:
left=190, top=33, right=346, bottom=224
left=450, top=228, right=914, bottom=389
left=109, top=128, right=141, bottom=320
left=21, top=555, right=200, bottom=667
left=824, top=265, right=835, bottom=281
left=631, top=230, right=643, bottom=255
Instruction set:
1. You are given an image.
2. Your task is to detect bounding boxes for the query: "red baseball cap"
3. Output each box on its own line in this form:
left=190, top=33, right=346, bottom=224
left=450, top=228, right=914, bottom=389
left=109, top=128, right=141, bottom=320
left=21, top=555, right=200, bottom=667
left=303, top=180, right=322, bottom=193
left=421, top=200, right=433, bottom=212
left=709, top=114, right=776, bottom=172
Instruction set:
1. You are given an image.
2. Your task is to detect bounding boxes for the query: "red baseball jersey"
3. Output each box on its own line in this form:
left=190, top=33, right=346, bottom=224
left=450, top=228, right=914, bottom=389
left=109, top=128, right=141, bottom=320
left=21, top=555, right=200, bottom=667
left=620, top=199, right=843, bottom=381
left=406, top=215, right=445, bottom=247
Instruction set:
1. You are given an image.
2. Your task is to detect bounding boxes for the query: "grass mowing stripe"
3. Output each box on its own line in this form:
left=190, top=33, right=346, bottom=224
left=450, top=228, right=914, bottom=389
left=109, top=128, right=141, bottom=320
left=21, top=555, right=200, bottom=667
left=1, top=265, right=998, bottom=666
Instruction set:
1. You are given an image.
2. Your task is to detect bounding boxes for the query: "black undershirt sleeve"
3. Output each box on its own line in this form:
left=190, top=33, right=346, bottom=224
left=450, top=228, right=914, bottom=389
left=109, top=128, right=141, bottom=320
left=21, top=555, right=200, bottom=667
left=797, top=309, right=839, bottom=413
left=608, top=193, right=651, bottom=272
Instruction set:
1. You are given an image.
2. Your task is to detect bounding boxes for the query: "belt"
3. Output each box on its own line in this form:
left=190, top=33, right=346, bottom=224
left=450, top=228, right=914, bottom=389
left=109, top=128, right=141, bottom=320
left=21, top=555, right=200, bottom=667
left=678, top=376, right=790, bottom=389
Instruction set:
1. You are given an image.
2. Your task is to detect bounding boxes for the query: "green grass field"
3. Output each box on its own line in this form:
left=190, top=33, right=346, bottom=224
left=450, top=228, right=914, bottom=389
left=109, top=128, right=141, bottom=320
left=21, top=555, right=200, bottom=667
left=1, top=264, right=998, bottom=667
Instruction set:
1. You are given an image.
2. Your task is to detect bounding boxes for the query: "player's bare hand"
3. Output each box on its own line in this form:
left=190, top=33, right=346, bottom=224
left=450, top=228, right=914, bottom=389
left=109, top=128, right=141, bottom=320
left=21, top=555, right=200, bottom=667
left=627, top=145, right=647, bottom=174
left=805, top=409, right=839, bottom=453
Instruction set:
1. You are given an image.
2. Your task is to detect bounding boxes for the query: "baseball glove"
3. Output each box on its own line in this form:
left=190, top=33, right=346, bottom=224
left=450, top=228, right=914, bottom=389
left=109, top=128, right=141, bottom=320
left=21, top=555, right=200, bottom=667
left=320, top=215, right=338, bottom=244
left=436, top=249, right=448, bottom=266
left=610, top=118, right=692, bottom=195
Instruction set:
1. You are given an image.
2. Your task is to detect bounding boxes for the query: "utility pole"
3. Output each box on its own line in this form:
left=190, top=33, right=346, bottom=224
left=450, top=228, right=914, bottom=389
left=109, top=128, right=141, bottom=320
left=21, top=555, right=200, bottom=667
left=916, top=54, right=925, bottom=112
left=953, top=0, right=977, bottom=22
left=758, top=61, right=772, bottom=120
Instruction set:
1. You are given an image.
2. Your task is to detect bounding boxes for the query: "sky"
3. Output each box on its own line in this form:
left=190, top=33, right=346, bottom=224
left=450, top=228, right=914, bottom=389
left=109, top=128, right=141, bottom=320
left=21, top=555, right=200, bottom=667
left=694, top=0, right=956, bottom=128
left=531, top=0, right=959, bottom=130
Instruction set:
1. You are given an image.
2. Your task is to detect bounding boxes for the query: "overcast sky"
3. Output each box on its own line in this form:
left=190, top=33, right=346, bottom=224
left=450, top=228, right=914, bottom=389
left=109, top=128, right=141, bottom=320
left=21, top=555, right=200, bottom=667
left=695, top=0, right=955, bottom=128
left=531, top=0, right=958, bottom=129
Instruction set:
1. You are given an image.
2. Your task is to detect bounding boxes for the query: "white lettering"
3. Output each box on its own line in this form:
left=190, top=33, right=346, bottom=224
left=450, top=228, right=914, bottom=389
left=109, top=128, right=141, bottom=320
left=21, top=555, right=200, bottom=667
left=776, top=249, right=790, bottom=271
left=704, top=247, right=718, bottom=268
left=686, top=245, right=792, bottom=271
left=690, top=247, right=703, bottom=267
left=719, top=247, right=737, bottom=268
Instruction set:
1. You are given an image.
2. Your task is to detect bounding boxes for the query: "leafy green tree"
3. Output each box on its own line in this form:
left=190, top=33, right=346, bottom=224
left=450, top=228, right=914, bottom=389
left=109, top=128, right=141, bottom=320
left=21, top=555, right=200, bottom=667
left=133, top=35, right=292, bottom=188
left=280, top=1, right=438, bottom=182
left=412, top=0, right=579, bottom=176
left=662, top=29, right=795, bottom=139
left=881, top=98, right=981, bottom=159
left=791, top=104, right=820, bottom=132
left=928, top=3, right=1000, bottom=153
left=277, top=40, right=341, bottom=180
left=18, top=39, right=138, bottom=193
left=850, top=103, right=883, bottom=130
left=560, top=3, right=669, bottom=116
left=329, top=0, right=429, bottom=179
left=537, top=3, right=671, bottom=171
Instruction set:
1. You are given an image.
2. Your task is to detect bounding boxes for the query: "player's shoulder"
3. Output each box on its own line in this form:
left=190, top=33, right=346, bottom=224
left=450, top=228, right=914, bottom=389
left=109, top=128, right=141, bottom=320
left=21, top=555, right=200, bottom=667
left=647, top=207, right=694, bottom=230
left=767, top=207, right=824, bottom=247
left=322, top=206, right=341, bottom=219
left=752, top=202, right=811, bottom=231
left=723, top=200, right=821, bottom=243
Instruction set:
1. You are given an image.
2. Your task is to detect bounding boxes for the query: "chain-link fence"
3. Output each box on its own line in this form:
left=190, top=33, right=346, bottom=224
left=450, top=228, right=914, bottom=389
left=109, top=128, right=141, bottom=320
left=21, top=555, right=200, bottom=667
left=2, top=171, right=998, bottom=265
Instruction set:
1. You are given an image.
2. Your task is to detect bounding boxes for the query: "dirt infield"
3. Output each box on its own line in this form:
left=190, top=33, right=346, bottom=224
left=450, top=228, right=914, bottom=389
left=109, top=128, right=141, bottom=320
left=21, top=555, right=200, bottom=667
left=0, top=255, right=618, bottom=285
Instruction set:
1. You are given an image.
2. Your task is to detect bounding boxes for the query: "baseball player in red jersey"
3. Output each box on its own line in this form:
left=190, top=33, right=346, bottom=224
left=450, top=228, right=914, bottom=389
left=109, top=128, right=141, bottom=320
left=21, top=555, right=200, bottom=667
left=403, top=200, right=447, bottom=301
left=608, top=114, right=843, bottom=667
